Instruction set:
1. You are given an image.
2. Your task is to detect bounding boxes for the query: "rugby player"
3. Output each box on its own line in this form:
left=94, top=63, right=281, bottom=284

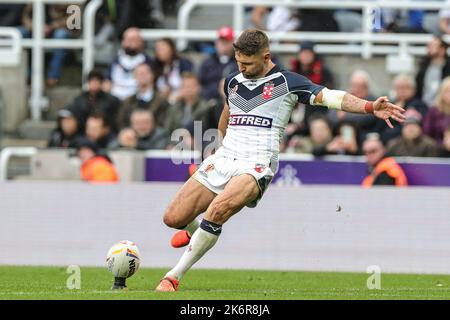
left=155, top=29, right=406, bottom=291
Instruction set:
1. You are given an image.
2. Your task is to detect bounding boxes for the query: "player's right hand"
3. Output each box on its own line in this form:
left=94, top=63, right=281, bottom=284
left=373, top=96, right=406, bottom=128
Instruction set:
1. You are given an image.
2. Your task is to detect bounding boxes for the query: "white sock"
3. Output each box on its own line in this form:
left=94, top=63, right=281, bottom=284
left=166, top=227, right=219, bottom=280
left=182, top=219, right=200, bottom=235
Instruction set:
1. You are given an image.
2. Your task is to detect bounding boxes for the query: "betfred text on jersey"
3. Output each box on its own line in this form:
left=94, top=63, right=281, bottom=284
left=228, top=115, right=273, bottom=128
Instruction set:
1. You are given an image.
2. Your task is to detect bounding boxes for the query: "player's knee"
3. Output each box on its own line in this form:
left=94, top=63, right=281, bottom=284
left=163, top=208, right=184, bottom=229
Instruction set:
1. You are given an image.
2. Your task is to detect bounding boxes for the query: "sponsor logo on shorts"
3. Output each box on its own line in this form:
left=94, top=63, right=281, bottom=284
left=254, top=164, right=266, bottom=173
left=204, top=164, right=215, bottom=173
left=198, top=163, right=214, bottom=177
left=228, top=115, right=272, bottom=128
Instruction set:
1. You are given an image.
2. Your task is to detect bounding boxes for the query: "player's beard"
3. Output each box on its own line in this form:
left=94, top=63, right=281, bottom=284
left=242, top=73, right=256, bottom=79
left=242, top=65, right=265, bottom=79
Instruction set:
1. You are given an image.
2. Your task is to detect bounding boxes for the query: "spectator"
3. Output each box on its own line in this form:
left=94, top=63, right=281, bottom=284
left=0, top=4, right=25, bottom=26
left=165, top=73, right=212, bottom=138
left=19, top=4, right=73, bottom=87
left=284, top=101, right=328, bottom=144
left=47, top=109, right=82, bottom=148
left=285, top=115, right=333, bottom=154
left=327, top=70, right=380, bottom=137
left=118, top=63, right=170, bottom=129
left=84, top=0, right=159, bottom=52
left=415, top=35, right=450, bottom=107
left=66, top=70, right=120, bottom=133
left=297, top=9, right=339, bottom=32
left=250, top=6, right=300, bottom=32
left=347, top=69, right=376, bottom=101
left=379, top=74, right=428, bottom=144
left=361, top=134, right=408, bottom=187
left=103, top=27, right=152, bottom=100
left=439, top=0, right=450, bottom=35
left=283, top=42, right=333, bottom=141
left=109, top=0, right=161, bottom=40
left=153, top=38, right=194, bottom=103
left=85, top=113, right=117, bottom=149
left=437, top=127, right=450, bottom=157
left=378, top=8, right=425, bottom=33
left=390, top=74, right=428, bottom=116
left=198, top=26, right=238, bottom=101
left=290, top=41, right=334, bottom=88
left=423, top=76, right=450, bottom=145
left=76, top=138, right=119, bottom=183
left=116, top=109, right=167, bottom=150
left=387, top=109, right=438, bottom=157
left=313, top=121, right=361, bottom=157
left=206, top=78, right=227, bottom=132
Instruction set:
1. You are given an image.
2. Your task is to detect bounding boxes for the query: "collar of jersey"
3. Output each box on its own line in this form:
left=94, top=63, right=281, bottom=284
left=265, top=64, right=282, bottom=77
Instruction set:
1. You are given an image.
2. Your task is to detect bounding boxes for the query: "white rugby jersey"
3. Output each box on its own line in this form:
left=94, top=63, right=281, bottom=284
left=216, top=65, right=324, bottom=173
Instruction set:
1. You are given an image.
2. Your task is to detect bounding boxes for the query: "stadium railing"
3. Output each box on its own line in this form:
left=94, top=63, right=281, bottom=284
left=1, top=147, right=449, bottom=186
left=0, top=0, right=102, bottom=123
left=174, top=0, right=447, bottom=56
left=0, top=0, right=448, bottom=125
left=0, top=146, right=37, bottom=181
left=0, top=27, right=22, bottom=66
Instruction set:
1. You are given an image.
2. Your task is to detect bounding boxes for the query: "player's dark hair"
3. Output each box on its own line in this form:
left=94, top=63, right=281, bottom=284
left=233, top=29, right=269, bottom=56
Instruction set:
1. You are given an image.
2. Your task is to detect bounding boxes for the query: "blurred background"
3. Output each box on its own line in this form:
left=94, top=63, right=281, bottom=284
left=0, top=0, right=449, bottom=273
left=0, top=0, right=449, bottom=183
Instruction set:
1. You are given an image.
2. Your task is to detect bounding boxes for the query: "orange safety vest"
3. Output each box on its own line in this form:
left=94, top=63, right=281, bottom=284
left=362, top=157, right=408, bottom=187
left=80, top=156, right=119, bottom=183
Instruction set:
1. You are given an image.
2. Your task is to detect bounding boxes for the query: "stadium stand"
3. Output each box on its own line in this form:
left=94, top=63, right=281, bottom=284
left=3, top=2, right=450, bottom=303
left=0, top=0, right=449, bottom=184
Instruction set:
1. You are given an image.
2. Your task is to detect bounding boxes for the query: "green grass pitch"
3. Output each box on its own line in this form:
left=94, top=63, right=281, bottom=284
left=1, top=266, right=450, bottom=300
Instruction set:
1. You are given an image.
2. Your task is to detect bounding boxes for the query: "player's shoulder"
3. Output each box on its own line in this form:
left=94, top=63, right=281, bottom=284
left=280, top=70, right=312, bottom=86
left=225, top=70, right=240, bottom=82
left=224, top=70, right=241, bottom=87
left=279, top=69, right=324, bottom=94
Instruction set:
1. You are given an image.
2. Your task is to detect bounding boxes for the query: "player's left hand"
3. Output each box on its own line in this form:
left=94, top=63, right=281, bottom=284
left=373, top=96, right=406, bottom=128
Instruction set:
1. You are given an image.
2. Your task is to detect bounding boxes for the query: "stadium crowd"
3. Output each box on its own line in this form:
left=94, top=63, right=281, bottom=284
left=43, top=26, right=450, bottom=161
left=0, top=2, right=450, bottom=166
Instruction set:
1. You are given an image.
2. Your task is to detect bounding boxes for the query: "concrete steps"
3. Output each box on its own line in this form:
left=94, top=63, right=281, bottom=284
left=45, top=85, right=81, bottom=120
left=17, top=120, right=55, bottom=141
left=1, top=137, right=48, bottom=148
left=187, top=6, right=234, bottom=29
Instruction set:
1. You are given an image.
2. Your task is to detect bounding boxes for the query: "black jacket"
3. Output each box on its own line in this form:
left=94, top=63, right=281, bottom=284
left=48, top=129, right=82, bottom=148
left=67, top=91, right=121, bottom=133
left=136, top=127, right=168, bottom=150
left=0, top=4, right=24, bottom=26
left=198, top=53, right=238, bottom=101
